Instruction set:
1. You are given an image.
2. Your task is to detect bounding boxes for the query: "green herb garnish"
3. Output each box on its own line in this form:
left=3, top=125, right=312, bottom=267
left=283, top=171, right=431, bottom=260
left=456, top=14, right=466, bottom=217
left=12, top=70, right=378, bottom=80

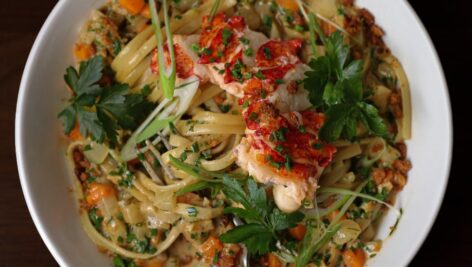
left=243, top=47, right=254, bottom=57
left=222, top=28, right=233, bottom=45
left=239, top=37, right=250, bottom=45
left=208, top=0, right=222, bottom=22
left=187, top=206, right=199, bottom=217
left=58, top=56, right=152, bottom=146
left=150, top=0, right=176, bottom=99
left=88, top=208, right=103, bottom=231
left=303, top=27, right=387, bottom=142
left=263, top=47, right=272, bottom=59
left=219, top=177, right=304, bottom=255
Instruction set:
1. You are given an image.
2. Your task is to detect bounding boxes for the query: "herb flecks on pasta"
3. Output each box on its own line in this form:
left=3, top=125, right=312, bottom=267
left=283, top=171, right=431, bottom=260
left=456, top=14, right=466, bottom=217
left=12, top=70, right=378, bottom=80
left=60, top=0, right=412, bottom=266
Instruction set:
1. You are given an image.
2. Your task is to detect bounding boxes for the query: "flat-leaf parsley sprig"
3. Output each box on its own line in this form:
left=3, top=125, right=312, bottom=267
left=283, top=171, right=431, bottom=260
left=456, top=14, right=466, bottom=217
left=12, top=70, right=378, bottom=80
left=219, top=177, right=304, bottom=255
left=303, top=17, right=388, bottom=142
left=168, top=156, right=304, bottom=255
left=58, top=56, right=153, bottom=146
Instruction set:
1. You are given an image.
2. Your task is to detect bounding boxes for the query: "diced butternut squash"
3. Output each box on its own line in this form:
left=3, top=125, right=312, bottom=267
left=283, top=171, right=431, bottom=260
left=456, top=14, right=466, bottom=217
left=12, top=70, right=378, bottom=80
left=268, top=253, right=283, bottom=267
left=73, top=43, right=95, bottom=61
left=289, top=224, right=306, bottom=241
left=69, top=121, right=83, bottom=141
left=140, top=4, right=151, bottom=19
left=276, top=0, right=300, bottom=12
left=343, top=248, right=366, bottom=267
left=321, top=21, right=337, bottom=36
left=86, top=183, right=117, bottom=206
left=328, top=209, right=347, bottom=222
left=201, top=236, right=224, bottom=263
left=143, top=258, right=166, bottom=267
left=119, top=0, right=146, bottom=15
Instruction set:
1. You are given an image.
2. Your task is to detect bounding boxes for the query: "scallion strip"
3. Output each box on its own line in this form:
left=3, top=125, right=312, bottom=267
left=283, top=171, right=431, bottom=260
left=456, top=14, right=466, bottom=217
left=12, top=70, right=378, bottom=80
left=208, top=0, right=222, bottom=22
left=331, top=180, right=368, bottom=224
left=169, top=155, right=247, bottom=181
left=305, top=194, right=349, bottom=218
left=297, top=181, right=369, bottom=266
left=149, top=0, right=176, bottom=99
left=319, top=186, right=402, bottom=216
left=169, top=155, right=219, bottom=183
left=296, top=222, right=342, bottom=267
left=175, top=181, right=211, bottom=196
left=295, top=0, right=319, bottom=57
left=308, top=13, right=319, bottom=57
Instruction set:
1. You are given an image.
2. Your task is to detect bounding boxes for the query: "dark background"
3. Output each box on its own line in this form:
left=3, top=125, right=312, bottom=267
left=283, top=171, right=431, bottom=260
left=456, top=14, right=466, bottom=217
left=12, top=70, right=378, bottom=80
left=0, top=0, right=469, bottom=266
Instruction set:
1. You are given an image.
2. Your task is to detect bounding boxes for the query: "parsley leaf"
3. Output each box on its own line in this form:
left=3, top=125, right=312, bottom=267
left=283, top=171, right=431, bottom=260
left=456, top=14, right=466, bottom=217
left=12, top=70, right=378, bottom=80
left=58, top=56, right=153, bottom=146
left=303, top=28, right=388, bottom=142
left=219, top=177, right=304, bottom=255
left=357, top=102, right=388, bottom=136
left=88, top=208, right=104, bottom=231
left=167, top=157, right=298, bottom=255
left=58, top=105, right=76, bottom=134
left=269, top=208, right=305, bottom=231
left=219, top=224, right=274, bottom=254
left=74, top=56, right=103, bottom=95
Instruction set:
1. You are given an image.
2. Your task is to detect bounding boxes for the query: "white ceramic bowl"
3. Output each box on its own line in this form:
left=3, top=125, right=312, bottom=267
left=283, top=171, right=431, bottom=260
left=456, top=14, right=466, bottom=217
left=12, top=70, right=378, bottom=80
left=15, top=0, right=452, bottom=266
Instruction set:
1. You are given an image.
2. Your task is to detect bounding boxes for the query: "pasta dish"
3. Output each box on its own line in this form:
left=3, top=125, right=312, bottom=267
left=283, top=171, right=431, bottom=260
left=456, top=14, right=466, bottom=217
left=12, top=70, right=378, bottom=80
left=58, top=0, right=412, bottom=266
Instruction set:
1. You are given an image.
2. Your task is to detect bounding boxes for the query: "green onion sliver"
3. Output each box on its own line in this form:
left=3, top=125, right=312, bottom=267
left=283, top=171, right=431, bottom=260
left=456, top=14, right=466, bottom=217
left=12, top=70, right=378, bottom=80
left=149, top=0, right=176, bottom=99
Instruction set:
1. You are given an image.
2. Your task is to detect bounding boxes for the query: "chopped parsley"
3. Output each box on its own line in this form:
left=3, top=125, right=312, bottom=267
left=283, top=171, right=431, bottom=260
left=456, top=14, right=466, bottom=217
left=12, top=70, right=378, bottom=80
left=118, top=172, right=134, bottom=188
left=169, top=121, right=177, bottom=134
left=254, top=71, right=266, bottom=80
left=262, top=15, right=272, bottom=29
left=266, top=155, right=282, bottom=169
left=191, top=142, right=200, bottom=153
left=230, top=59, right=245, bottom=82
left=248, top=112, right=258, bottom=121
left=180, top=151, right=188, bottom=161
left=284, top=156, right=293, bottom=170
left=275, top=79, right=284, bottom=84
left=150, top=228, right=158, bottom=237
left=275, top=144, right=284, bottom=153
left=140, top=84, right=151, bottom=96
left=219, top=104, right=231, bottom=113
left=243, top=47, right=254, bottom=57
left=270, top=127, right=288, bottom=141
left=187, top=206, right=199, bottom=217
left=127, top=232, right=156, bottom=254
left=312, top=143, right=324, bottom=150
left=88, top=208, right=103, bottom=231
left=202, top=47, right=213, bottom=55
left=260, top=90, right=267, bottom=99
left=213, top=249, right=220, bottom=263
left=191, top=43, right=201, bottom=53
left=294, top=25, right=305, bottom=32
left=242, top=100, right=250, bottom=109
left=222, top=28, right=233, bottom=45
left=239, top=37, right=250, bottom=45
left=113, top=40, right=121, bottom=56
left=263, top=47, right=272, bottom=59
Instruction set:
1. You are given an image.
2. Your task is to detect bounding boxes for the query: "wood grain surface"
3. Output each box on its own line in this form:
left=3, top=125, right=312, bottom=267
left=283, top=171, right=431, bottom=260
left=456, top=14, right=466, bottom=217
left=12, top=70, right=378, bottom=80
left=0, top=1, right=469, bottom=266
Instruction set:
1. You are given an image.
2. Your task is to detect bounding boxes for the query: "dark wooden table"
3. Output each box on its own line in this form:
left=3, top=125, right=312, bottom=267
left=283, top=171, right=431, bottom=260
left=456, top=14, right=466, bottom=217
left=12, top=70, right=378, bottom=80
left=0, top=1, right=470, bottom=266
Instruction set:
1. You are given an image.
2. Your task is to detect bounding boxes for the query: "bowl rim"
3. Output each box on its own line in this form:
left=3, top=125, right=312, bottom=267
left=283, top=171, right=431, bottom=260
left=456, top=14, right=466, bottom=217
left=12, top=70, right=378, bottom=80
left=16, top=1, right=71, bottom=266
left=15, top=0, right=453, bottom=266
left=380, top=0, right=452, bottom=265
